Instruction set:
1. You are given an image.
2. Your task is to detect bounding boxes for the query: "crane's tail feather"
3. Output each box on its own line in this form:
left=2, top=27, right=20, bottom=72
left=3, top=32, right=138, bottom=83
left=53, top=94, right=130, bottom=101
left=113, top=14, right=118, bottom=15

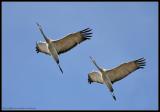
left=112, top=92, right=116, bottom=101
left=58, top=63, right=63, bottom=74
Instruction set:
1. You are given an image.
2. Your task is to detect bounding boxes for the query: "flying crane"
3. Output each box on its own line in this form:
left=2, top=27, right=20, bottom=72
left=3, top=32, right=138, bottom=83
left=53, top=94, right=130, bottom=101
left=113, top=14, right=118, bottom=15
left=36, top=23, right=92, bottom=74
left=88, top=56, right=146, bottom=101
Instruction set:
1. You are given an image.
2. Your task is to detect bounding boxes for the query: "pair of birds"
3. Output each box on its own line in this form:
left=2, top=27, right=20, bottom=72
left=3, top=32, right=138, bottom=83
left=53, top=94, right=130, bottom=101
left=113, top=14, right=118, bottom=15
left=35, top=23, right=146, bottom=101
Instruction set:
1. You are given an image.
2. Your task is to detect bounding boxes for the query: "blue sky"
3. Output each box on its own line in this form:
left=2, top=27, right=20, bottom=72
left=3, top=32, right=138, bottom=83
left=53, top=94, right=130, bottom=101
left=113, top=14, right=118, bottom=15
left=2, top=2, right=158, bottom=110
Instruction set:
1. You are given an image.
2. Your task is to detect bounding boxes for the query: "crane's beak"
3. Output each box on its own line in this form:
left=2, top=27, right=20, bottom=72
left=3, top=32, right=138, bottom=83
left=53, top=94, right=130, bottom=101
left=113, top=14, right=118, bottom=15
left=88, top=74, right=93, bottom=84
left=35, top=41, right=39, bottom=53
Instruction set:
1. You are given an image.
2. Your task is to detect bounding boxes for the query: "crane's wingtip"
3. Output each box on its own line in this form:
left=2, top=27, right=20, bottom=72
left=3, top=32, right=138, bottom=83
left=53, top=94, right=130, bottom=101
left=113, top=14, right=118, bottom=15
left=135, top=57, right=146, bottom=69
left=80, top=28, right=92, bottom=40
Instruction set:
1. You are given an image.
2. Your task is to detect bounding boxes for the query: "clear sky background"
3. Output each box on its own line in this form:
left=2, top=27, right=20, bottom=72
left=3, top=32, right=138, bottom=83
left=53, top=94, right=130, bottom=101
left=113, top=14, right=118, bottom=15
left=2, top=2, right=158, bottom=110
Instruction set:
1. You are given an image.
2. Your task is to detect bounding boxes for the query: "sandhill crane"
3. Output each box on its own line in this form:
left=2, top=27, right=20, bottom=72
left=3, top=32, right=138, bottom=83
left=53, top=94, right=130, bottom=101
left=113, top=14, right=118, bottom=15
left=88, top=56, right=146, bottom=101
left=36, top=23, right=92, bottom=74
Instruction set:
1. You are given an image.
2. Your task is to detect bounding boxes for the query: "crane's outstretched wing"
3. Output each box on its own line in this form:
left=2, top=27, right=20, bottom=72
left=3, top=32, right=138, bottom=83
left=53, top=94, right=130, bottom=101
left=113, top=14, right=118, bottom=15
left=106, top=58, right=146, bottom=84
left=53, top=28, right=92, bottom=55
left=35, top=41, right=51, bottom=55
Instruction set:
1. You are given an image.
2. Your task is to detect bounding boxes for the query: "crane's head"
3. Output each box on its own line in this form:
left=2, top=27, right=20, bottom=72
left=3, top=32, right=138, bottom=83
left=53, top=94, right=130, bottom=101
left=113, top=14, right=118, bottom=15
left=88, top=71, right=103, bottom=84
left=35, top=41, right=40, bottom=53
left=88, top=73, right=93, bottom=84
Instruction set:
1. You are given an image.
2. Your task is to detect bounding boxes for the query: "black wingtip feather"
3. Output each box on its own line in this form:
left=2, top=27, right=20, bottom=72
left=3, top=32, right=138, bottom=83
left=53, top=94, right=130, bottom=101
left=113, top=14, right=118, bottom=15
left=85, top=37, right=91, bottom=39
left=135, top=58, right=146, bottom=69
left=83, top=32, right=93, bottom=35
left=80, top=28, right=92, bottom=39
left=81, top=28, right=92, bottom=32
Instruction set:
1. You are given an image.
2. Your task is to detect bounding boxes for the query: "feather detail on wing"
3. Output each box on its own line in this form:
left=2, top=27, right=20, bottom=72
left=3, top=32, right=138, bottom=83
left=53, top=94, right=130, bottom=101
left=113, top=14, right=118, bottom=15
left=107, top=58, right=146, bottom=83
left=52, top=28, right=92, bottom=55
left=35, top=41, right=51, bottom=55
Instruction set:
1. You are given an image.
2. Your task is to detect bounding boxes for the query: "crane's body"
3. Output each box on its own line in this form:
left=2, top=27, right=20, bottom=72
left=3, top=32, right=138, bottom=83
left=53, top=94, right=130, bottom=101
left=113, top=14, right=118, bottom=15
left=88, top=57, right=146, bottom=101
left=89, top=56, right=116, bottom=100
left=36, top=23, right=63, bottom=73
left=36, top=23, right=92, bottom=74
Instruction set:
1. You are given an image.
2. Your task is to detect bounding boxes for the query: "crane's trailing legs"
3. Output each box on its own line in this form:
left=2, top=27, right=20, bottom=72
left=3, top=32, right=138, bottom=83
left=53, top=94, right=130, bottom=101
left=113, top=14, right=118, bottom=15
left=112, top=92, right=116, bottom=101
left=57, top=63, right=63, bottom=74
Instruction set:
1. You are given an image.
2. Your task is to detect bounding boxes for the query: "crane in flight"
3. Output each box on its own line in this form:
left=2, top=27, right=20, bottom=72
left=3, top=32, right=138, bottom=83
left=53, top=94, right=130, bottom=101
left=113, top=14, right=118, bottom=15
left=88, top=56, right=146, bottom=101
left=36, top=23, right=92, bottom=74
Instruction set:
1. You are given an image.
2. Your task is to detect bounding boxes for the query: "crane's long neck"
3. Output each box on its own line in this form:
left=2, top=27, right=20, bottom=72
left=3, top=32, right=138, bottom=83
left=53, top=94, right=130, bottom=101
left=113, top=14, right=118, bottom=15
left=36, top=23, right=50, bottom=43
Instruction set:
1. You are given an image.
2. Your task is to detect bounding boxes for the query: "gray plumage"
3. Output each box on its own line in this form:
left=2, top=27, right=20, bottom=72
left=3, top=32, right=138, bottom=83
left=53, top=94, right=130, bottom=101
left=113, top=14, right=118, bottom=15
left=88, top=57, right=146, bottom=101
left=36, top=23, right=92, bottom=74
